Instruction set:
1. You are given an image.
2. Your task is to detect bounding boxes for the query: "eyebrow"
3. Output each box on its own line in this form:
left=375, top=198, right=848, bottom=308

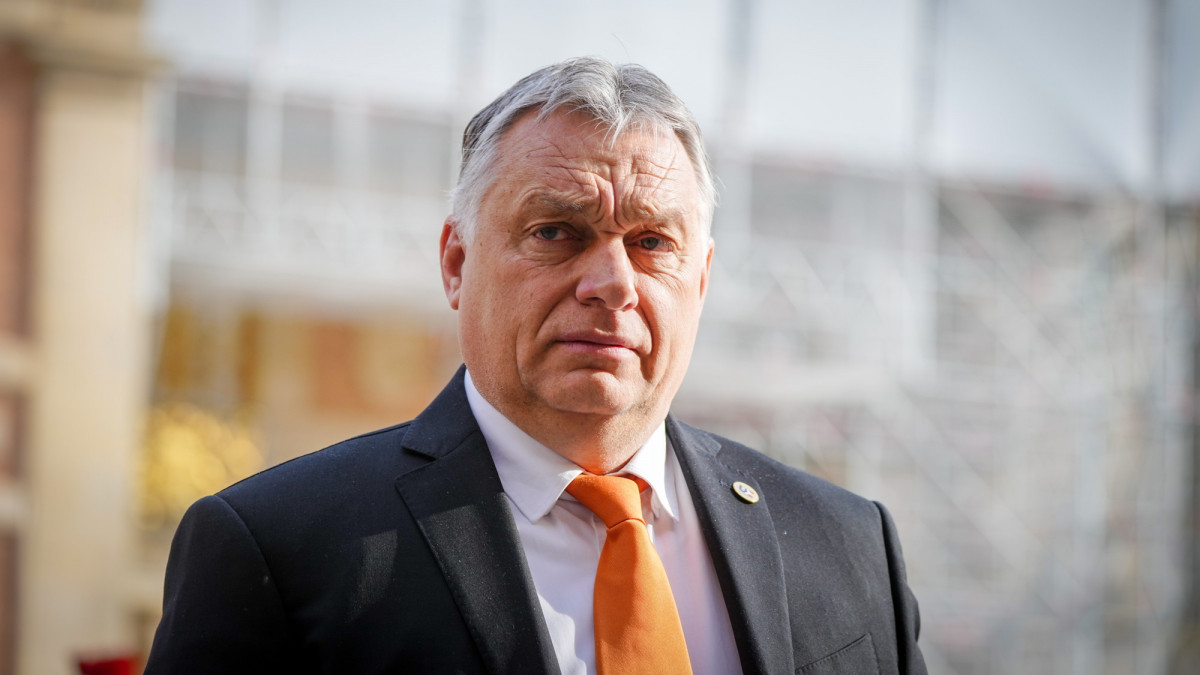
left=518, top=191, right=591, bottom=217
left=518, top=190, right=689, bottom=228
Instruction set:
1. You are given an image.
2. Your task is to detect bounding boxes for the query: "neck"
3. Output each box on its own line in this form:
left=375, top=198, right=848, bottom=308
left=516, top=410, right=661, bottom=474
left=463, top=369, right=670, bottom=474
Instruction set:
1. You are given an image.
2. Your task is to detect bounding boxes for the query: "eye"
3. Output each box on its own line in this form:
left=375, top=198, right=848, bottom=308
left=636, top=235, right=672, bottom=252
left=534, top=225, right=568, bottom=241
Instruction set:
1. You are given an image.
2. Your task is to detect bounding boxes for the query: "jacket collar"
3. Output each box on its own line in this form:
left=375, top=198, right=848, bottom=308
left=394, top=368, right=794, bottom=675
left=667, top=416, right=795, bottom=675
left=394, top=367, right=560, bottom=675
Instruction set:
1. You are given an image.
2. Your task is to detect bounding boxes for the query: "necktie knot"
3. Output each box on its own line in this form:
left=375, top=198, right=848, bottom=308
left=566, top=474, right=646, bottom=529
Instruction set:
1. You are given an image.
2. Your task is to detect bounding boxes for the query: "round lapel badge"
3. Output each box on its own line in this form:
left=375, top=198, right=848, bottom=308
left=732, top=481, right=759, bottom=504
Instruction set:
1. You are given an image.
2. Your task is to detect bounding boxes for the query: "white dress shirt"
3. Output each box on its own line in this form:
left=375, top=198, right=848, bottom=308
left=465, top=371, right=742, bottom=675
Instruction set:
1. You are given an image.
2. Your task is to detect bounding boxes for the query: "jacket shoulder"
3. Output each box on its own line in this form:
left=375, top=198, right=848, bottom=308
left=675, top=420, right=880, bottom=522
left=219, top=421, right=414, bottom=502
left=209, top=421, right=430, bottom=544
left=712, top=429, right=844, bottom=489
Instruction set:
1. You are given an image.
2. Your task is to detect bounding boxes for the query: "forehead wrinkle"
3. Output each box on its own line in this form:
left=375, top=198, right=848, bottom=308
left=538, top=162, right=617, bottom=223
left=522, top=137, right=570, bottom=163
left=500, top=118, right=696, bottom=228
left=616, top=194, right=690, bottom=232
left=513, top=174, right=611, bottom=226
left=504, top=159, right=607, bottom=222
left=614, top=153, right=693, bottom=228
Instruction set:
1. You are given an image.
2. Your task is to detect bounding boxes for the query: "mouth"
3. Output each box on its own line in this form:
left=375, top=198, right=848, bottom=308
left=554, top=332, right=640, bottom=357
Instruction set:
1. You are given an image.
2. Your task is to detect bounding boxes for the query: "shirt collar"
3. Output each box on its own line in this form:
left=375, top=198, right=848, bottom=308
left=464, top=369, right=678, bottom=524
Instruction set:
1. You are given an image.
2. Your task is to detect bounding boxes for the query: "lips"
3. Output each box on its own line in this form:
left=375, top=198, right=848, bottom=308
left=554, top=331, right=642, bottom=357
left=557, top=331, right=633, bottom=348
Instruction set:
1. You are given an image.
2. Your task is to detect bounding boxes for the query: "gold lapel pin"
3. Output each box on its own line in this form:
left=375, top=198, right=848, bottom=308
left=731, top=481, right=759, bottom=504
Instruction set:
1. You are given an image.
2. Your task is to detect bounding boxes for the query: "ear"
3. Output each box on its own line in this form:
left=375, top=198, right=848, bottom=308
left=698, top=236, right=714, bottom=303
left=440, top=217, right=466, bottom=310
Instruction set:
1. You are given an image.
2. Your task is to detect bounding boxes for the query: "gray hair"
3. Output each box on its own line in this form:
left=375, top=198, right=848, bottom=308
left=449, top=57, right=716, bottom=241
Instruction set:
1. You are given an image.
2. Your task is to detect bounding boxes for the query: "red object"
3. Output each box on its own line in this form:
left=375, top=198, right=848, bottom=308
left=77, top=655, right=137, bottom=675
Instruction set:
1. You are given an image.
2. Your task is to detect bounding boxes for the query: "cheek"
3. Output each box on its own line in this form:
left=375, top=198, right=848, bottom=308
left=642, top=287, right=705, bottom=357
left=496, top=273, right=558, bottom=345
left=645, top=277, right=704, bottom=320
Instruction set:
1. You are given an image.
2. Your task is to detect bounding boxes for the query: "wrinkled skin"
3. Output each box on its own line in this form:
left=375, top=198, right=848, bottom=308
left=441, top=109, right=713, bottom=473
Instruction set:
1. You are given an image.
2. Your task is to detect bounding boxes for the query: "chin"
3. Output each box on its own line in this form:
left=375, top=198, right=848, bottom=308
left=534, top=371, right=646, bottom=417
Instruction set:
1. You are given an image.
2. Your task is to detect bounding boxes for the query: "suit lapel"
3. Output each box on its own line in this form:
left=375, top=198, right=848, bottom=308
left=394, top=370, right=559, bottom=675
left=668, top=417, right=794, bottom=675
left=393, top=373, right=799, bottom=674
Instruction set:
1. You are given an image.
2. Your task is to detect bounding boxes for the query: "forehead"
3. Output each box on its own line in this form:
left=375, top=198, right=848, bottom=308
left=488, top=110, right=700, bottom=217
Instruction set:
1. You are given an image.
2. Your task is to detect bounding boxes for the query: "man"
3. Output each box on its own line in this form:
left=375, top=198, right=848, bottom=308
left=147, top=57, right=926, bottom=675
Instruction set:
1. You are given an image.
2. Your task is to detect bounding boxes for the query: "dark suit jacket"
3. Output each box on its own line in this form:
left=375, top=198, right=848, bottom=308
left=146, top=369, right=926, bottom=674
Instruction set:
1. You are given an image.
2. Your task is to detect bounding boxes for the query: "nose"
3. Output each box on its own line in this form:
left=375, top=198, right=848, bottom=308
left=576, top=240, right=638, bottom=310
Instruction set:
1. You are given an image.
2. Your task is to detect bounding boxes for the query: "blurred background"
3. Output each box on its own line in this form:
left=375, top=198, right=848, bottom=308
left=0, top=0, right=1198, bottom=673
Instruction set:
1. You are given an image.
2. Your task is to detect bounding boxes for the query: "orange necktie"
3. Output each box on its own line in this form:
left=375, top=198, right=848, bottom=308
left=567, top=474, right=693, bottom=675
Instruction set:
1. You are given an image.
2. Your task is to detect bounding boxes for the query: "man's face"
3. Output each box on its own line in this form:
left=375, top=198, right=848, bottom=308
left=441, top=109, right=712, bottom=433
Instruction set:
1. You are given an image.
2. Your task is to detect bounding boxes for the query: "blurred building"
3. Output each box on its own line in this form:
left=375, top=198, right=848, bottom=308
left=139, top=3, right=1200, bottom=674
left=1, top=0, right=1198, bottom=674
left=0, top=1, right=161, bottom=674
